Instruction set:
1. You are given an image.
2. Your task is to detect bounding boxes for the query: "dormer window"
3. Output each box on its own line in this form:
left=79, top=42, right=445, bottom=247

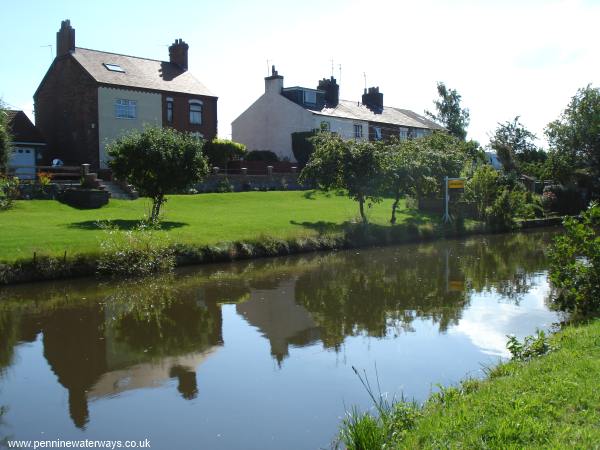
left=303, top=90, right=317, bottom=104
left=104, top=63, right=125, bottom=73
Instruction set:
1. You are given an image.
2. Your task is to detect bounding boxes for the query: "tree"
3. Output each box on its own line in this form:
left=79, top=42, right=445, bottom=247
left=490, top=116, right=541, bottom=173
left=299, top=133, right=385, bottom=222
left=425, top=82, right=470, bottom=141
left=545, top=85, right=600, bottom=189
left=0, top=102, right=11, bottom=173
left=464, top=165, right=500, bottom=220
left=107, top=126, right=208, bottom=222
left=382, top=133, right=469, bottom=223
left=202, top=138, right=246, bottom=169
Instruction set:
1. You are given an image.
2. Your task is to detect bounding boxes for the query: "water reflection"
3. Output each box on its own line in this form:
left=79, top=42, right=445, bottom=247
left=0, top=230, right=559, bottom=437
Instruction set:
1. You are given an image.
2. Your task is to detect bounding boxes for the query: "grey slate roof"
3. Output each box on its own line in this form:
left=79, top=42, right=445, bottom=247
left=307, top=99, right=444, bottom=130
left=72, top=47, right=215, bottom=97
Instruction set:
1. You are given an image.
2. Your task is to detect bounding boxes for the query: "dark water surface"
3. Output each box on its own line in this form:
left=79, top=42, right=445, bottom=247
left=0, top=230, right=563, bottom=449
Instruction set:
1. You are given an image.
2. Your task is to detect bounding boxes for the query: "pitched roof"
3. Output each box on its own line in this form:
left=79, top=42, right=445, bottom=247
left=306, top=99, right=445, bottom=130
left=5, top=110, right=46, bottom=144
left=71, top=47, right=215, bottom=97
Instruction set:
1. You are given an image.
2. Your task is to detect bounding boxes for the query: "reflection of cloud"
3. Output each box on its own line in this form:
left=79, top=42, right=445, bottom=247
left=450, top=281, right=558, bottom=358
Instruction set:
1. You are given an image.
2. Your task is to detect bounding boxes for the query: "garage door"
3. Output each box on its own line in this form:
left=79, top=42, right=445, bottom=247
left=9, top=147, right=36, bottom=179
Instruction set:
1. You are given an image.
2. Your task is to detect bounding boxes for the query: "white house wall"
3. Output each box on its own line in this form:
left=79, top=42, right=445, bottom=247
left=232, top=92, right=315, bottom=161
left=313, top=115, right=369, bottom=142
left=97, top=87, right=162, bottom=169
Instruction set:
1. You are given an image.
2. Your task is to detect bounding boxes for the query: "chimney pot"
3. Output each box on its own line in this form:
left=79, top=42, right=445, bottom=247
left=362, top=86, right=384, bottom=112
left=317, top=76, right=339, bottom=107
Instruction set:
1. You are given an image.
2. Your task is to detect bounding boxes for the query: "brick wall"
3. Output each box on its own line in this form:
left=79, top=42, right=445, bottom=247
left=34, top=56, right=99, bottom=168
left=162, top=93, right=217, bottom=140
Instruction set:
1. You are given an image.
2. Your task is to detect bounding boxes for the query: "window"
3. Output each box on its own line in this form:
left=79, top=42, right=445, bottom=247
left=399, top=127, right=408, bottom=140
left=166, top=99, right=174, bottom=124
left=115, top=99, right=137, bottom=119
left=374, top=127, right=382, bottom=141
left=303, top=90, right=317, bottom=104
left=104, top=63, right=125, bottom=73
left=320, top=121, right=330, bottom=132
left=354, top=124, right=363, bottom=139
left=189, top=100, right=203, bottom=125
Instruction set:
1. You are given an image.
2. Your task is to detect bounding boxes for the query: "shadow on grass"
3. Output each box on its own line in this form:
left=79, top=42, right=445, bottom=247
left=290, top=220, right=345, bottom=234
left=68, top=219, right=188, bottom=231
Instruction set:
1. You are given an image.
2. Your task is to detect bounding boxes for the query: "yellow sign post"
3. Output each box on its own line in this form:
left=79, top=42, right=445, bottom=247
left=448, top=179, right=465, bottom=189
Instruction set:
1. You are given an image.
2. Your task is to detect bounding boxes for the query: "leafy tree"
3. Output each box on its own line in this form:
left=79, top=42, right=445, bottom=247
left=0, top=103, right=11, bottom=173
left=464, top=165, right=500, bottom=220
left=545, top=85, right=600, bottom=190
left=382, top=133, right=469, bottom=223
left=425, top=82, right=470, bottom=141
left=107, top=126, right=208, bottom=222
left=490, top=116, right=542, bottom=173
left=202, top=138, right=246, bottom=169
left=291, top=131, right=316, bottom=166
left=548, top=203, right=600, bottom=313
left=299, top=133, right=385, bottom=222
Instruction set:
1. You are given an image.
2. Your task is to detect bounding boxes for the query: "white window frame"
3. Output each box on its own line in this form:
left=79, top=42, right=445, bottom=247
left=189, top=99, right=203, bottom=125
left=354, top=124, right=363, bottom=139
left=399, top=127, right=408, bottom=140
left=115, top=99, right=137, bottom=119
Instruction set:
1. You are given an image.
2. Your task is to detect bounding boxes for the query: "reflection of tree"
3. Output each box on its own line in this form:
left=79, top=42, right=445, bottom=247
left=295, top=231, right=556, bottom=349
left=0, top=310, right=18, bottom=374
left=459, top=231, right=553, bottom=301
left=106, top=277, right=223, bottom=359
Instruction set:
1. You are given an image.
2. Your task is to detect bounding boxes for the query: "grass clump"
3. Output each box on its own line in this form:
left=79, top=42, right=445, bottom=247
left=96, top=221, right=175, bottom=277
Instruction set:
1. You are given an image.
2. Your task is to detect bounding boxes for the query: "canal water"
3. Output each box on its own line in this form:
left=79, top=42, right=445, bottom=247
left=0, top=230, right=562, bottom=449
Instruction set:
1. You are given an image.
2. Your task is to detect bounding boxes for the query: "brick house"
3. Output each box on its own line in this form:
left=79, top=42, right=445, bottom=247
left=232, top=67, right=444, bottom=161
left=34, top=20, right=218, bottom=171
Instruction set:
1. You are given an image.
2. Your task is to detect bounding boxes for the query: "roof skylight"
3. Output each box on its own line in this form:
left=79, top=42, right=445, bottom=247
left=103, top=63, right=125, bottom=73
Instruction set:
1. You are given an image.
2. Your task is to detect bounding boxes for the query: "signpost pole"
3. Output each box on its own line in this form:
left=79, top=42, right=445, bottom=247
left=442, top=176, right=450, bottom=223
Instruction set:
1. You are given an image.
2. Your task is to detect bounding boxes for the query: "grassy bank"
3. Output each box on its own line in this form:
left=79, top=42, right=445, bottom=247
left=339, top=319, right=600, bottom=449
left=0, top=191, right=432, bottom=263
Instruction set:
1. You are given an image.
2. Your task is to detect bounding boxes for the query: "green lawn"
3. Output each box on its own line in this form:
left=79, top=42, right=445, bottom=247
left=0, top=191, right=432, bottom=262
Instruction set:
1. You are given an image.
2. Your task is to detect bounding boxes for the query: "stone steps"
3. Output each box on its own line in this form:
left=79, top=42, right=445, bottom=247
left=99, top=180, right=138, bottom=200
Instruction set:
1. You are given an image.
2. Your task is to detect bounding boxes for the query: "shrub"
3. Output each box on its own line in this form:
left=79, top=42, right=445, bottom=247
left=245, top=150, right=279, bottom=162
left=485, top=188, right=516, bottom=230
left=97, top=221, right=175, bottom=277
left=0, top=176, right=19, bottom=210
left=542, top=184, right=586, bottom=215
left=202, top=138, right=246, bottom=169
left=548, top=203, right=600, bottom=313
left=291, top=131, right=316, bottom=166
left=506, top=330, right=553, bottom=361
left=464, top=165, right=499, bottom=219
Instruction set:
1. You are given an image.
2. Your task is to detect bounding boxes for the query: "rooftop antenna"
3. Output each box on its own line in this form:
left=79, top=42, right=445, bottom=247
left=363, top=72, right=367, bottom=91
left=266, top=59, right=271, bottom=76
left=338, top=64, right=342, bottom=84
left=331, top=58, right=334, bottom=78
left=41, top=44, right=53, bottom=61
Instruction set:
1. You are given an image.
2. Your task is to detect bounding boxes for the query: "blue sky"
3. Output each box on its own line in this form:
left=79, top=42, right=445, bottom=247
left=1, top=0, right=598, bottom=146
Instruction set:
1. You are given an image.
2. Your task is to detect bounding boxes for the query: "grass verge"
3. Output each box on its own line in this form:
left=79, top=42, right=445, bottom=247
left=338, top=319, right=600, bottom=449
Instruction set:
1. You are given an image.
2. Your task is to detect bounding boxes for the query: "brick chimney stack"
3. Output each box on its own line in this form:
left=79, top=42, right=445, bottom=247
left=362, top=87, right=383, bottom=112
left=56, top=20, right=75, bottom=57
left=169, top=39, right=189, bottom=71
left=317, top=76, right=339, bottom=106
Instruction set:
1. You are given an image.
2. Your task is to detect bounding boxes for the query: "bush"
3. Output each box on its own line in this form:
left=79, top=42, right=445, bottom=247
left=202, top=138, right=246, bottom=169
left=485, top=188, right=516, bottom=230
left=548, top=203, right=600, bottom=313
left=0, top=176, right=19, bottom=210
left=245, top=150, right=279, bottom=162
left=506, top=330, right=553, bottom=361
left=291, top=131, right=316, bottom=166
left=542, top=184, right=586, bottom=215
left=464, top=165, right=499, bottom=219
left=97, top=221, right=175, bottom=277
